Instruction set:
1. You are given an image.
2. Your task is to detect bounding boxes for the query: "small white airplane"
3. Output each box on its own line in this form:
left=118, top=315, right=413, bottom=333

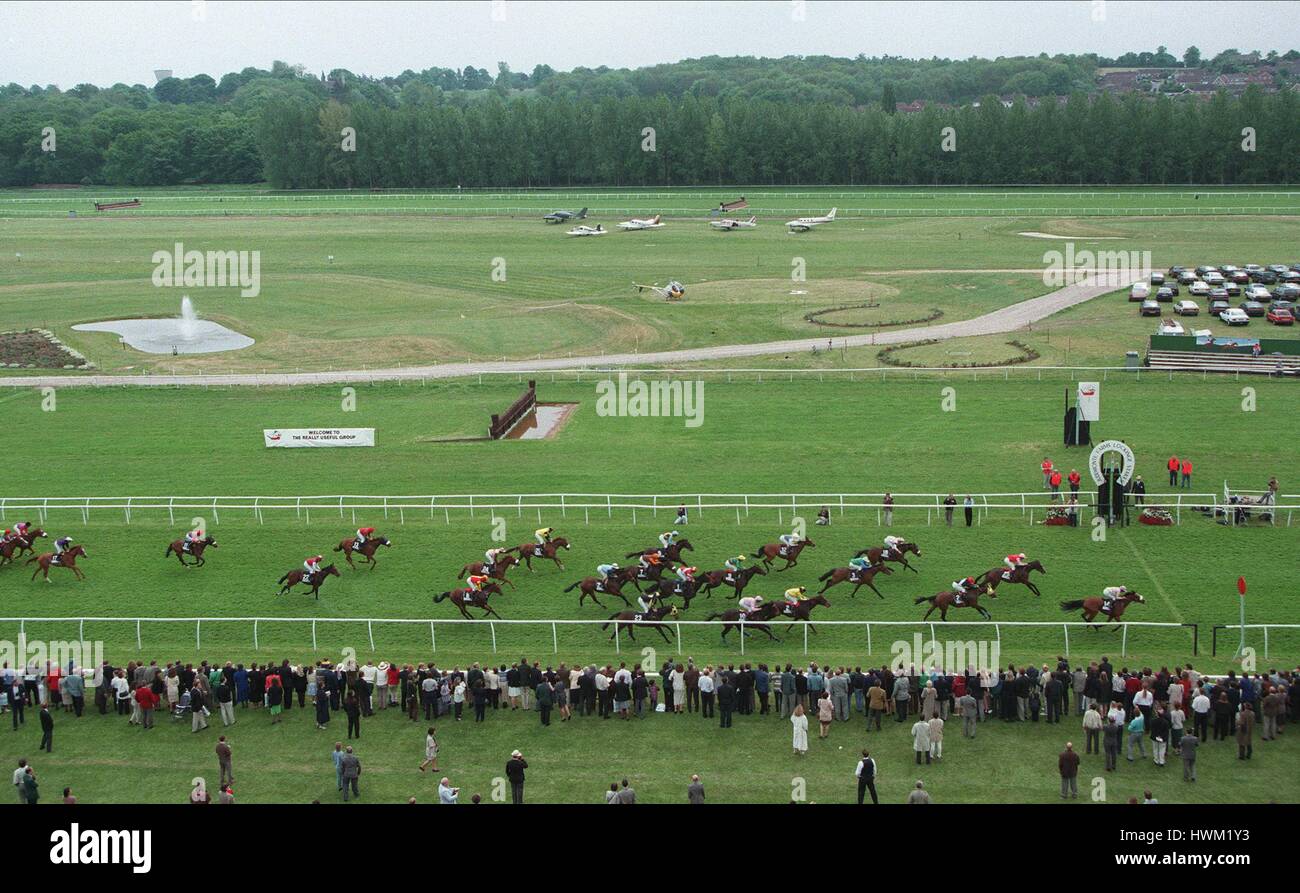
left=618, top=214, right=664, bottom=230
left=633, top=280, right=686, bottom=300
left=566, top=224, right=606, bottom=237
left=709, top=215, right=758, bottom=231
left=543, top=207, right=587, bottom=224
left=786, top=208, right=837, bottom=232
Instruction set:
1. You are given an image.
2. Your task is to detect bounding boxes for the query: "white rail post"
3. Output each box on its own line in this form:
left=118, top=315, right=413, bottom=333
left=367, top=620, right=375, bottom=652
left=430, top=621, right=436, bottom=652
left=312, top=619, right=317, bottom=651
left=929, top=622, right=937, bottom=657
left=136, top=619, right=141, bottom=651
left=551, top=622, right=558, bottom=654
left=490, top=622, right=497, bottom=653
left=866, top=622, right=872, bottom=657
left=1063, top=623, right=1070, bottom=657
left=803, top=623, right=808, bottom=655
left=676, top=623, right=682, bottom=654
left=196, top=619, right=201, bottom=651
left=613, top=623, right=619, bottom=653
left=79, top=618, right=84, bottom=641
left=253, top=619, right=259, bottom=651
left=1121, top=624, right=1128, bottom=657
left=1264, top=626, right=1269, bottom=660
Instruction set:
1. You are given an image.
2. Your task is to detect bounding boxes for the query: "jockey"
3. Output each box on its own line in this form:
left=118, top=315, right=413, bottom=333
left=676, top=565, right=697, bottom=584
left=535, top=527, right=554, bottom=546
left=638, top=551, right=663, bottom=571
left=723, top=554, right=746, bottom=577
left=738, top=594, right=764, bottom=619
left=597, top=562, right=619, bottom=582
left=658, top=530, right=679, bottom=549
left=14, top=521, right=30, bottom=540
left=52, top=536, right=73, bottom=564
left=1101, top=585, right=1129, bottom=612
left=783, top=586, right=808, bottom=607
left=184, top=527, right=204, bottom=552
left=883, top=534, right=904, bottom=557
left=1003, top=552, right=1028, bottom=576
left=636, top=592, right=659, bottom=614
left=467, top=574, right=490, bottom=593
left=304, top=554, right=323, bottom=576
left=778, top=531, right=800, bottom=549
left=355, top=526, right=376, bottom=546
left=848, top=554, right=873, bottom=573
left=0, top=528, right=10, bottom=543
left=484, top=547, right=505, bottom=570
left=951, top=576, right=979, bottom=605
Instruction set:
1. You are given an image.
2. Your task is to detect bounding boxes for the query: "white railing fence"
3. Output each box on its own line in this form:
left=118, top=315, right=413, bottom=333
left=0, top=617, right=1199, bottom=660
left=1211, top=624, right=1300, bottom=660
left=0, top=490, right=1259, bottom=528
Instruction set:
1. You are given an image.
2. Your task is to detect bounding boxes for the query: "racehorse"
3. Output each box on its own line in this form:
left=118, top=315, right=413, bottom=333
left=0, top=527, right=46, bottom=566
left=511, top=537, right=571, bottom=571
left=978, top=560, right=1047, bottom=597
left=459, top=553, right=519, bottom=588
left=566, top=576, right=632, bottom=609
left=854, top=540, right=921, bottom=573
left=753, top=538, right=815, bottom=570
left=698, top=563, right=767, bottom=598
left=276, top=563, right=341, bottom=598
left=780, top=594, right=832, bottom=632
left=621, top=561, right=670, bottom=592
left=28, top=545, right=88, bottom=582
left=625, top=539, right=694, bottom=564
left=706, top=602, right=782, bottom=642
left=816, top=563, right=893, bottom=598
left=602, top=605, right=679, bottom=642
left=1060, top=593, right=1144, bottom=627
left=165, top=534, right=217, bottom=568
left=641, top=577, right=700, bottom=609
left=334, top=535, right=392, bottom=570
left=915, top=587, right=994, bottom=621
left=435, top=584, right=504, bottom=619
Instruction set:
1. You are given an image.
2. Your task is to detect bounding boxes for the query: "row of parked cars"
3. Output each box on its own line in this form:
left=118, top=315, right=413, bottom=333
left=1131, top=264, right=1300, bottom=327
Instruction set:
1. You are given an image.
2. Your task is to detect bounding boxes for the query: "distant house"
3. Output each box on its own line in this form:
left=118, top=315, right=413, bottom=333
left=894, top=100, right=926, bottom=113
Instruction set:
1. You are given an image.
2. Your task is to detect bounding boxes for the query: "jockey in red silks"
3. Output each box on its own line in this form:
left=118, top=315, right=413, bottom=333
left=466, top=574, right=490, bottom=593
left=304, top=555, right=323, bottom=575
left=355, top=526, right=376, bottom=546
left=1003, top=552, right=1028, bottom=576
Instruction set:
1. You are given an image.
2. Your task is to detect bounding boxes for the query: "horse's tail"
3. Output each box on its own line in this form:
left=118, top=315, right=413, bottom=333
left=333, top=544, right=344, bottom=552
left=164, top=543, right=174, bottom=557
left=601, top=615, right=619, bottom=631
left=25, top=556, right=38, bottom=566
left=277, top=572, right=289, bottom=584
left=624, top=550, right=643, bottom=559
left=818, top=568, right=835, bottom=581
left=1059, top=599, right=1086, bottom=612
left=564, top=580, right=582, bottom=592
left=913, top=594, right=935, bottom=605
left=751, top=547, right=765, bottom=557
left=458, top=565, right=471, bottom=578
left=433, top=591, right=449, bottom=603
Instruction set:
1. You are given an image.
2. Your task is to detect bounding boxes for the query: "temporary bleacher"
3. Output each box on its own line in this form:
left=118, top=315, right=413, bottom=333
left=1146, top=349, right=1300, bottom=375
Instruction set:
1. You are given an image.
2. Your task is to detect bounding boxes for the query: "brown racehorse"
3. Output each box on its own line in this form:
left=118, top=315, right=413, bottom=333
left=28, top=545, right=88, bottom=582
left=0, top=527, right=46, bottom=566
left=165, top=534, right=217, bottom=567
left=621, top=561, right=671, bottom=592
left=978, top=560, right=1046, bottom=597
left=753, top=538, right=815, bottom=570
left=780, top=594, right=832, bottom=632
left=1060, top=593, right=1144, bottom=627
left=854, top=541, right=921, bottom=573
left=625, top=540, right=694, bottom=564
left=706, top=602, right=782, bottom=642
left=511, top=537, right=571, bottom=571
left=276, top=563, right=341, bottom=598
left=699, top=563, right=767, bottom=598
left=817, top=563, right=893, bottom=598
left=566, top=576, right=632, bottom=609
left=434, top=584, right=504, bottom=619
left=602, top=604, right=679, bottom=642
left=641, top=576, right=700, bottom=609
left=335, top=535, right=392, bottom=570
left=459, top=553, right=519, bottom=588
left=915, top=587, right=994, bottom=621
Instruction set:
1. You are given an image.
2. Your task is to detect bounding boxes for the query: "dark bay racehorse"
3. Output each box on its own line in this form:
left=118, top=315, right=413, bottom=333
left=706, top=602, right=782, bottom=642
left=459, top=553, right=519, bottom=588
left=979, top=560, right=1046, bottom=597
left=511, top=537, right=571, bottom=571
left=0, top=527, right=46, bottom=566
left=699, top=564, right=766, bottom=598
left=566, top=575, right=632, bottom=609
left=335, top=535, right=392, bottom=570
left=28, top=545, right=88, bottom=582
left=276, top=563, right=341, bottom=598
left=753, top=538, right=815, bottom=570
left=625, top=539, right=694, bottom=564
left=435, top=584, right=504, bottom=619
left=641, top=577, right=700, bottom=609
left=915, top=587, right=993, bottom=621
left=165, top=534, right=217, bottom=567
left=816, top=563, right=893, bottom=598
left=1060, top=593, right=1144, bottom=627
left=602, top=605, right=679, bottom=642
left=855, top=540, right=921, bottom=572
left=780, top=594, right=832, bottom=632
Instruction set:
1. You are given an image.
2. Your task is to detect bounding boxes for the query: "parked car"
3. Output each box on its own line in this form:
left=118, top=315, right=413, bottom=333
left=1266, top=307, right=1295, bottom=326
left=1189, top=281, right=1211, bottom=296
left=1219, top=307, right=1250, bottom=326
left=1163, top=281, right=1180, bottom=297
left=1272, top=284, right=1300, bottom=301
left=1239, top=300, right=1266, bottom=317
left=1250, top=270, right=1277, bottom=284
left=1129, top=282, right=1151, bottom=301
left=1244, top=264, right=1264, bottom=274
left=1150, top=272, right=1166, bottom=286
left=1174, top=300, right=1200, bottom=316
left=1209, top=286, right=1229, bottom=300
left=1157, top=318, right=1185, bottom=335
left=1224, top=283, right=1241, bottom=297
left=1195, top=265, right=1217, bottom=277
left=1209, top=299, right=1230, bottom=315
left=1245, top=284, right=1273, bottom=301
left=1229, top=271, right=1250, bottom=284
left=1156, top=286, right=1175, bottom=302
left=1168, top=265, right=1186, bottom=276
left=1204, top=271, right=1225, bottom=285
left=1267, top=264, right=1289, bottom=274
left=1178, top=271, right=1198, bottom=285
left=1140, top=299, right=1161, bottom=317
left=1281, top=271, right=1300, bottom=283
left=1268, top=299, right=1295, bottom=313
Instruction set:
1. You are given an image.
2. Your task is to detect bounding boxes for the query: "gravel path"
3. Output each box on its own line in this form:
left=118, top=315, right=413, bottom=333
left=3, top=280, right=1114, bottom=388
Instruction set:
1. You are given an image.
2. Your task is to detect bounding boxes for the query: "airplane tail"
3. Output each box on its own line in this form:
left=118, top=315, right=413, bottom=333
left=747, top=216, right=756, bottom=224
left=651, top=214, right=660, bottom=224
left=827, top=207, right=837, bottom=220
left=577, top=207, right=588, bottom=219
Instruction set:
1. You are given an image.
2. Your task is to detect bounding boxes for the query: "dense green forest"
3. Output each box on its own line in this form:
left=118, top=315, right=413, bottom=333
left=2, top=51, right=1297, bottom=188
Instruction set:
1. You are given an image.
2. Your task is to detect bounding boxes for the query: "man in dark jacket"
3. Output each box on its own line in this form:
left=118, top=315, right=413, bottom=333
left=506, top=750, right=527, bottom=804
left=38, top=705, right=54, bottom=752
left=717, top=679, right=736, bottom=728
left=536, top=680, right=554, bottom=726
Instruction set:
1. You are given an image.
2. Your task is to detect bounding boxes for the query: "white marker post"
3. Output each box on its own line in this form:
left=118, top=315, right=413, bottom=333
left=1234, top=576, right=1247, bottom=660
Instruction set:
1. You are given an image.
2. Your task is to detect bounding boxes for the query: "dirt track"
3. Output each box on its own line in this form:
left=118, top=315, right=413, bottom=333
left=2, top=281, right=1115, bottom=388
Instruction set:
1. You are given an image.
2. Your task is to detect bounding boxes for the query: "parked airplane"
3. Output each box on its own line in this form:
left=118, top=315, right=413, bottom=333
left=709, top=215, right=758, bottom=231
left=618, top=214, right=664, bottom=230
left=566, top=224, right=606, bottom=236
left=633, top=280, right=686, bottom=300
left=544, top=207, right=588, bottom=223
left=786, top=208, right=837, bottom=232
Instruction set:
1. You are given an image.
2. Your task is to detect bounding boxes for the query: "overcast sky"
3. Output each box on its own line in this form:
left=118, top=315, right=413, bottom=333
left=3, top=1, right=1298, bottom=87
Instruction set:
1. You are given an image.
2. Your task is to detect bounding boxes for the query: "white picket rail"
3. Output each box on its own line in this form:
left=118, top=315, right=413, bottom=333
left=0, top=490, right=1229, bottom=527
left=0, top=617, right=1198, bottom=660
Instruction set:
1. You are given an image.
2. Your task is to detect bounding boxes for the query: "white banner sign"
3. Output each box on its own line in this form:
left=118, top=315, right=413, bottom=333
left=1076, top=381, right=1100, bottom=422
left=1088, top=439, right=1135, bottom=486
left=263, top=428, right=375, bottom=448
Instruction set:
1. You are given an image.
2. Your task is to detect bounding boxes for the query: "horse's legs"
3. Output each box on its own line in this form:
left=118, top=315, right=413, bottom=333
left=613, top=592, right=632, bottom=608
left=656, top=625, right=673, bottom=643
left=807, top=622, right=817, bottom=635
left=1026, top=581, right=1041, bottom=597
left=902, top=558, right=917, bottom=573
left=922, top=602, right=936, bottom=620
left=867, top=582, right=885, bottom=600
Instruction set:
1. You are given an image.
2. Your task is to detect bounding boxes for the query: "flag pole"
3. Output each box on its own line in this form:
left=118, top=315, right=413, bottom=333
left=1234, top=576, right=1247, bottom=661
